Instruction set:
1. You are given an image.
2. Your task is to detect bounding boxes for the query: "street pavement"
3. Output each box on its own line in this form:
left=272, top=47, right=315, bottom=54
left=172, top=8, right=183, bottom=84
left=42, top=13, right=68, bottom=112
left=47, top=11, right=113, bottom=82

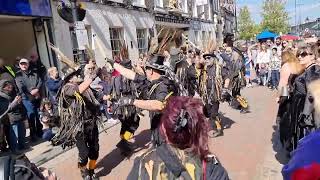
left=38, top=86, right=285, bottom=180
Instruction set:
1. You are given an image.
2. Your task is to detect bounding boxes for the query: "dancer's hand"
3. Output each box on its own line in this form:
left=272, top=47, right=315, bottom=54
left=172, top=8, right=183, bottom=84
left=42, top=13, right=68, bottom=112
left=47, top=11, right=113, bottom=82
left=118, top=96, right=134, bottom=106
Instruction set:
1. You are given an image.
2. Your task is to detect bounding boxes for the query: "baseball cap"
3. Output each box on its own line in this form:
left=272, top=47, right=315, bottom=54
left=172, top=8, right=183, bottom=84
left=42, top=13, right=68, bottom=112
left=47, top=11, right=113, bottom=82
left=19, top=58, right=29, bottom=64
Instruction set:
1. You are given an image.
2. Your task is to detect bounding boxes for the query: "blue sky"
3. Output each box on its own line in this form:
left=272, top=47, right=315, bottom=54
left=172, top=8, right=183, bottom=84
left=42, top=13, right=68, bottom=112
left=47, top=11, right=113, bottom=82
left=237, top=0, right=320, bottom=25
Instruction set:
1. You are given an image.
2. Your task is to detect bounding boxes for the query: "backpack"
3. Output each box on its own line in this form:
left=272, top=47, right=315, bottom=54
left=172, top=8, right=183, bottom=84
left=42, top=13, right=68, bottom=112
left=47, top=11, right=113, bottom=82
left=0, top=155, right=44, bottom=180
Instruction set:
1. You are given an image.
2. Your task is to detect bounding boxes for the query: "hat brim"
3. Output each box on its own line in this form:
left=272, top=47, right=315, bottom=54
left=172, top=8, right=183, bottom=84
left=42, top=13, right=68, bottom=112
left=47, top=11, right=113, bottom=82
left=145, top=64, right=165, bottom=72
left=203, top=53, right=216, bottom=59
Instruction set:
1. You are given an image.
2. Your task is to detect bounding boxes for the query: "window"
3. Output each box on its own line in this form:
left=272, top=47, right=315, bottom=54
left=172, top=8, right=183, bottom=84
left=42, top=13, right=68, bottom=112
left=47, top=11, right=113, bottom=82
left=132, top=0, right=145, bottom=7
left=137, top=29, right=148, bottom=54
left=109, top=28, right=123, bottom=58
left=202, top=31, right=207, bottom=46
left=155, top=0, right=163, bottom=7
left=208, top=31, right=213, bottom=40
left=204, top=4, right=209, bottom=20
left=179, top=0, right=188, bottom=13
left=194, top=31, right=199, bottom=46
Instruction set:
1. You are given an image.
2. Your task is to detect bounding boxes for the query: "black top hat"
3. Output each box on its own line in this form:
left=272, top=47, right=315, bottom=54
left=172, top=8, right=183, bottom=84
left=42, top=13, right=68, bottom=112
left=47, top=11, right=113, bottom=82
left=203, top=53, right=217, bottom=59
left=145, top=54, right=166, bottom=72
left=61, top=66, right=82, bottom=83
left=57, top=3, right=86, bottom=23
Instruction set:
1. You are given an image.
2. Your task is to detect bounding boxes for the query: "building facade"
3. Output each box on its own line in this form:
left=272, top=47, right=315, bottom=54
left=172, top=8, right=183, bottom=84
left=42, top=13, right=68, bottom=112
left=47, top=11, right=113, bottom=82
left=51, top=0, right=218, bottom=66
left=51, top=0, right=154, bottom=66
left=291, top=18, right=320, bottom=37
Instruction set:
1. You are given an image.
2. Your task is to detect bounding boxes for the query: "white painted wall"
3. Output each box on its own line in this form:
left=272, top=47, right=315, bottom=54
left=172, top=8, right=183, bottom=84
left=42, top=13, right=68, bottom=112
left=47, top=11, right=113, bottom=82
left=51, top=1, right=154, bottom=67
left=83, top=2, right=154, bottom=66
left=51, top=0, right=74, bottom=62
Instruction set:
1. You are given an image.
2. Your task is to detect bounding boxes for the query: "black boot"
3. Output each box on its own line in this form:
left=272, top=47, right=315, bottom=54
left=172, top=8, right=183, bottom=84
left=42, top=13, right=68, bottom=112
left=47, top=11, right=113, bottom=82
left=86, top=169, right=99, bottom=180
left=212, top=129, right=223, bottom=137
left=80, top=168, right=89, bottom=180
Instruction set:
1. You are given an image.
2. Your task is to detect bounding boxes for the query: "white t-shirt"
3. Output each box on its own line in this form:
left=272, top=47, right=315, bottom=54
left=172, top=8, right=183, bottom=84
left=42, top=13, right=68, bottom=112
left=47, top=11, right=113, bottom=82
left=257, top=50, right=271, bottom=64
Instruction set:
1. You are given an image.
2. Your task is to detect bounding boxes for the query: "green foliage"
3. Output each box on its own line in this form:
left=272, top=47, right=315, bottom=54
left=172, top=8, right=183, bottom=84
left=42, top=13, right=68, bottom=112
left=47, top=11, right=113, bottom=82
left=238, top=6, right=259, bottom=40
left=261, top=0, right=290, bottom=34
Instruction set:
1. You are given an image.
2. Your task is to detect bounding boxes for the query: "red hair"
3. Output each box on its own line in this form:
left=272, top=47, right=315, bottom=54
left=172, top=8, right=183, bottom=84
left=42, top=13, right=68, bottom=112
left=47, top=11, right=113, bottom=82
left=159, top=96, right=210, bottom=160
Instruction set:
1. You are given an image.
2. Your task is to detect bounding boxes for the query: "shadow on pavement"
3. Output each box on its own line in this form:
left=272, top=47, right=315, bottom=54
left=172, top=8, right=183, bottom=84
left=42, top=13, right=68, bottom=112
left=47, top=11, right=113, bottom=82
left=96, top=129, right=151, bottom=177
left=208, top=114, right=236, bottom=132
left=271, top=124, right=290, bottom=165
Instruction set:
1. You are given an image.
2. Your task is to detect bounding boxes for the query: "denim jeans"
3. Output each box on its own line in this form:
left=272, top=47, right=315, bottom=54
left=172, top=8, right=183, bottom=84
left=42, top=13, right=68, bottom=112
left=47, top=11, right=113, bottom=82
left=271, top=70, right=280, bottom=87
left=22, top=99, right=42, bottom=138
left=9, top=121, right=26, bottom=151
left=260, top=73, right=268, bottom=86
left=42, top=128, right=54, bottom=141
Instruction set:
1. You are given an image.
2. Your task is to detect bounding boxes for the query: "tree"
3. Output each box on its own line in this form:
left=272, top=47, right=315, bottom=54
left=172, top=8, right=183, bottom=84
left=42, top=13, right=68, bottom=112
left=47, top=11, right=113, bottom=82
left=261, top=0, right=290, bottom=34
left=238, top=6, right=257, bottom=40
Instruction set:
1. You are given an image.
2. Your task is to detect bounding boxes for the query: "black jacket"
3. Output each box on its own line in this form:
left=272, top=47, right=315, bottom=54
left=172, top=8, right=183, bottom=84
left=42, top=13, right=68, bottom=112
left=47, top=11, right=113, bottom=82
left=0, top=80, right=26, bottom=124
left=127, top=144, right=229, bottom=180
left=15, top=69, right=42, bottom=100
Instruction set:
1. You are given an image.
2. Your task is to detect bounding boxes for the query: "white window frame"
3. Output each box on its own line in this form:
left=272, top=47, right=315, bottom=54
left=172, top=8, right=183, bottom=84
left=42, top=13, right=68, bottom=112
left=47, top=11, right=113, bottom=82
left=179, top=0, right=188, bottom=13
left=109, top=28, right=124, bottom=58
left=202, top=31, right=207, bottom=46
left=136, top=29, right=148, bottom=55
left=132, top=0, right=145, bottom=7
left=194, top=31, right=199, bottom=46
left=155, top=0, right=164, bottom=8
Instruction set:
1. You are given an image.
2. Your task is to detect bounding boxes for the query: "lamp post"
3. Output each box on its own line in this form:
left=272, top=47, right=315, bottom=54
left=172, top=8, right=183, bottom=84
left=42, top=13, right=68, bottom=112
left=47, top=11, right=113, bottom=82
left=295, top=0, right=297, bottom=33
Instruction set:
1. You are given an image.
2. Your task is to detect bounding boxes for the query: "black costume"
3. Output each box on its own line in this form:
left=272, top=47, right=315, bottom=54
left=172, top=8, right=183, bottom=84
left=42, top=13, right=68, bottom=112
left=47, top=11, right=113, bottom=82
left=134, top=73, right=177, bottom=146
left=287, top=63, right=320, bottom=151
left=221, top=48, right=248, bottom=112
left=175, top=59, right=197, bottom=96
left=197, top=53, right=223, bottom=137
left=52, top=78, right=102, bottom=179
left=132, top=55, right=178, bottom=146
left=112, top=60, right=141, bottom=153
left=127, top=143, right=229, bottom=180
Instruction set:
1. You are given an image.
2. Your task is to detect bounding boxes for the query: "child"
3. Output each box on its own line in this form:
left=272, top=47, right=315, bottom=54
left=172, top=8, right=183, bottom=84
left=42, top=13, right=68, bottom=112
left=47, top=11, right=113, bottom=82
left=259, top=63, right=268, bottom=86
left=39, top=98, right=59, bottom=141
left=269, top=47, right=281, bottom=89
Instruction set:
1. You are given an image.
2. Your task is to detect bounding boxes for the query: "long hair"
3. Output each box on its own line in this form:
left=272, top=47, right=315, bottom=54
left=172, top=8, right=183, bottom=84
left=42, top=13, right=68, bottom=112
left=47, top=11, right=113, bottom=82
left=281, top=51, right=304, bottom=75
left=159, top=96, right=210, bottom=160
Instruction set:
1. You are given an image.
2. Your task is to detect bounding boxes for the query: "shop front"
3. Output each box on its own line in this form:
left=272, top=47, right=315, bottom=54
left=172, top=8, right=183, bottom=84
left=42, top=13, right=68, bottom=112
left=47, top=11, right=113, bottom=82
left=0, top=0, right=55, bottom=69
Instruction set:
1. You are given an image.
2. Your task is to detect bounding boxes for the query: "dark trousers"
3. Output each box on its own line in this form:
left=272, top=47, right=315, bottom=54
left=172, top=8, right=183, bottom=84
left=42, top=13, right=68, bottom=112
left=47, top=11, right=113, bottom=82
left=204, top=102, right=221, bottom=129
left=9, top=121, right=26, bottom=151
left=75, top=122, right=99, bottom=166
left=120, top=115, right=140, bottom=137
left=204, top=102, right=220, bottom=120
left=271, top=70, right=280, bottom=88
left=0, top=123, right=10, bottom=151
left=22, top=99, right=42, bottom=138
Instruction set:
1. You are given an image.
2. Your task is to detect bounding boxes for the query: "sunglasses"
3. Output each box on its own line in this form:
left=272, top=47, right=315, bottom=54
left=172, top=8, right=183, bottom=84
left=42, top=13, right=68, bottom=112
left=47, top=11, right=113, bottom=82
left=88, top=67, right=95, bottom=70
left=298, top=51, right=313, bottom=58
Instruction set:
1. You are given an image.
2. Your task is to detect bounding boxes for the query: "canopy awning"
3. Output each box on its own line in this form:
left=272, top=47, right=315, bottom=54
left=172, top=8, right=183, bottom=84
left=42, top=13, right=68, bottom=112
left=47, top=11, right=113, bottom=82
left=281, top=34, right=299, bottom=41
left=256, top=30, right=278, bottom=40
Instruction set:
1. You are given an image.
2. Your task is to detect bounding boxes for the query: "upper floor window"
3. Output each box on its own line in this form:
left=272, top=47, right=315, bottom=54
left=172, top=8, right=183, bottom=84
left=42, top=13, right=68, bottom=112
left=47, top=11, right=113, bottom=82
left=180, top=0, right=188, bottom=13
left=109, top=28, right=124, bottom=58
left=132, top=0, right=145, bottom=7
left=155, top=0, right=164, bottom=8
left=136, top=29, right=148, bottom=54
